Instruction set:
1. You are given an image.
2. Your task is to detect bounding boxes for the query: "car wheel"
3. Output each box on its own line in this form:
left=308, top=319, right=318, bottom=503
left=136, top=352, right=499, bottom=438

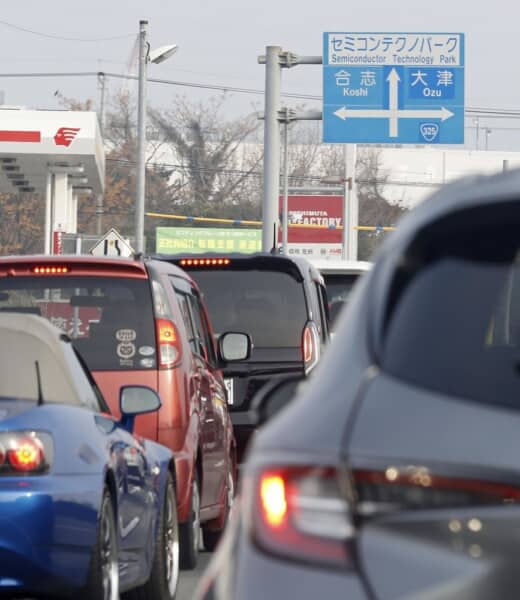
left=123, top=472, right=179, bottom=600
left=80, top=488, right=119, bottom=600
left=179, top=473, right=201, bottom=570
left=202, top=462, right=234, bottom=552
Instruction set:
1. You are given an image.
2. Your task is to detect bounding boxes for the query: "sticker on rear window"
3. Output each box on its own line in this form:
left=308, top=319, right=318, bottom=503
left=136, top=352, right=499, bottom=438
left=139, top=345, right=155, bottom=356
left=116, top=329, right=136, bottom=342
left=140, top=358, right=155, bottom=368
left=117, top=342, right=136, bottom=359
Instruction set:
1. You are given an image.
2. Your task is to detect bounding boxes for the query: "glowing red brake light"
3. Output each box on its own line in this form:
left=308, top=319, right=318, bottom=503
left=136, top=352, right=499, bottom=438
left=260, top=475, right=288, bottom=528
left=32, top=266, right=69, bottom=275
left=155, top=318, right=182, bottom=368
left=179, top=258, right=231, bottom=267
left=0, top=432, right=52, bottom=476
left=8, top=438, right=43, bottom=471
left=302, top=322, right=320, bottom=373
left=250, top=467, right=353, bottom=568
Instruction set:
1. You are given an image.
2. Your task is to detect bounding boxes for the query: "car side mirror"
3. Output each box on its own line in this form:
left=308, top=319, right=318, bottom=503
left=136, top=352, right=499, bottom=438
left=218, top=331, right=252, bottom=362
left=249, top=374, right=305, bottom=427
left=119, top=385, right=162, bottom=433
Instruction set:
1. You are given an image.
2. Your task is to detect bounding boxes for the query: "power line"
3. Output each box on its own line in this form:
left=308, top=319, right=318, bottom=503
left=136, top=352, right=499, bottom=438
left=2, top=70, right=520, bottom=121
left=0, top=20, right=135, bottom=42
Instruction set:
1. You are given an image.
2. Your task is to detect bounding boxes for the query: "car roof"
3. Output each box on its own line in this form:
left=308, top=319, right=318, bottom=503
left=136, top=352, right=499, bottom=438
left=153, top=251, right=323, bottom=282
left=0, top=313, right=82, bottom=405
left=0, top=254, right=149, bottom=277
left=309, top=259, right=372, bottom=275
left=377, top=168, right=520, bottom=258
left=0, top=253, right=193, bottom=282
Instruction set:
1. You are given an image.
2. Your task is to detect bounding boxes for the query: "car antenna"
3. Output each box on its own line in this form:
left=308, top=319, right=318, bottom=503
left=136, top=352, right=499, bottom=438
left=35, top=361, right=44, bottom=406
left=270, top=223, right=277, bottom=254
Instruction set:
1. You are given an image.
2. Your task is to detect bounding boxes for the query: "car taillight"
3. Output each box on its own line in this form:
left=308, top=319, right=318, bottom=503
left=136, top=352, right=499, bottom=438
left=302, top=322, right=320, bottom=374
left=155, top=318, right=182, bottom=368
left=353, top=467, right=520, bottom=512
left=249, top=466, right=354, bottom=568
left=0, top=431, right=52, bottom=475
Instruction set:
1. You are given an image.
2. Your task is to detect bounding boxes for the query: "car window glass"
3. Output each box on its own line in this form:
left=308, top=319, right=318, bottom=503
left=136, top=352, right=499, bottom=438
left=382, top=227, right=520, bottom=409
left=0, top=276, right=156, bottom=372
left=0, top=330, right=82, bottom=406
left=63, top=343, right=103, bottom=412
left=151, top=277, right=172, bottom=319
left=187, top=269, right=308, bottom=348
left=173, top=286, right=198, bottom=355
left=188, top=294, right=212, bottom=361
left=323, top=273, right=359, bottom=310
left=314, top=282, right=328, bottom=341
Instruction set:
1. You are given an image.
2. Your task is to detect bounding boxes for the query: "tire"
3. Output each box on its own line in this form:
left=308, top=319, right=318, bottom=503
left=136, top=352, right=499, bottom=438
left=80, top=487, right=119, bottom=600
left=123, top=472, right=179, bottom=600
left=202, top=462, right=234, bottom=552
left=179, top=473, right=201, bottom=570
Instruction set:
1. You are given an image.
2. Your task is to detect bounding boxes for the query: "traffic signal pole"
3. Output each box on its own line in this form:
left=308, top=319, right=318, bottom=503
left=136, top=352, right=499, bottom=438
left=258, top=47, right=359, bottom=259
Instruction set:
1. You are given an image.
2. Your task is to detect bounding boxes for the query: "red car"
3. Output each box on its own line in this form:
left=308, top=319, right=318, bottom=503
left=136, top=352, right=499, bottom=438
left=0, top=255, right=250, bottom=568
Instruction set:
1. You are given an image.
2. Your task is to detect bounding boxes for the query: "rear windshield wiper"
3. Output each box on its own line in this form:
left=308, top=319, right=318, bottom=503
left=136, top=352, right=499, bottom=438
left=35, top=361, right=44, bottom=406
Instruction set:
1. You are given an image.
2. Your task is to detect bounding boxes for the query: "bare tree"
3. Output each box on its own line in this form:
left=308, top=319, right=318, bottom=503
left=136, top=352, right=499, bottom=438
left=149, top=94, right=263, bottom=220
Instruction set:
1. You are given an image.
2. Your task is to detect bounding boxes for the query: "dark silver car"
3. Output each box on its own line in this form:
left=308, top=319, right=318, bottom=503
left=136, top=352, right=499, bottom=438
left=196, top=169, right=520, bottom=599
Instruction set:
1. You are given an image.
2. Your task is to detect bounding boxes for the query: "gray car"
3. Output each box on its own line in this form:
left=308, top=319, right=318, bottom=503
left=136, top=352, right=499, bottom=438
left=195, top=168, right=520, bottom=599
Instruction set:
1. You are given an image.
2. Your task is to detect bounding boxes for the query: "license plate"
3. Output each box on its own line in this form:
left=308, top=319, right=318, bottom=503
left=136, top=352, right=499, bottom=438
left=224, top=378, right=234, bottom=405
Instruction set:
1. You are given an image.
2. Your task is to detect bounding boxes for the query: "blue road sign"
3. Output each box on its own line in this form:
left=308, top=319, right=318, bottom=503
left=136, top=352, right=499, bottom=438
left=323, top=33, right=465, bottom=144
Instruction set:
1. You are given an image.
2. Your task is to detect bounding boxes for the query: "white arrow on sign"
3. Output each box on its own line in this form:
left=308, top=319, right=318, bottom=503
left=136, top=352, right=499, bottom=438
left=334, top=68, right=454, bottom=137
left=387, top=68, right=401, bottom=137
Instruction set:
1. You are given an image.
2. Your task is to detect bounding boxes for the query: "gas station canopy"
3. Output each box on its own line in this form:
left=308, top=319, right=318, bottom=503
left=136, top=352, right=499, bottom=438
left=0, top=108, right=104, bottom=195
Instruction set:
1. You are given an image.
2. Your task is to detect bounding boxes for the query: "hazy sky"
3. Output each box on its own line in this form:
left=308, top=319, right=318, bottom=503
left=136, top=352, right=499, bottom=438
left=1, top=1, right=520, bottom=150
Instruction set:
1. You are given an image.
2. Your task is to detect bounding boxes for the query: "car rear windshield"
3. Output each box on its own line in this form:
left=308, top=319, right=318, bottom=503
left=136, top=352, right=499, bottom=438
left=0, top=277, right=156, bottom=372
left=185, top=269, right=308, bottom=348
left=323, top=273, right=360, bottom=308
left=382, top=224, right=520, bottom=409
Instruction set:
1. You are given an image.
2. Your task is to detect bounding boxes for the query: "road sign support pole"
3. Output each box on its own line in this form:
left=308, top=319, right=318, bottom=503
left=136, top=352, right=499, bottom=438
left=281, top=116, right=289, bottom=254
left=260, top=46, right=282, bottom=252
left=258, top=49, right=322, bottom=253
left=345, top=144, right=358, bottom=261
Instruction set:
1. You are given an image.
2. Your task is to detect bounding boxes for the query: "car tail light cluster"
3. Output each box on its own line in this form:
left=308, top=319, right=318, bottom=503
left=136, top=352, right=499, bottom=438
left=155, top=318, right=182, bottom=368
left=179, top=258, right=231, bottom=267
left=353, top=467, right=520, bottom=511
left=302, top=321, right=320, bottom=374
left=0, top=431, right=53, bottom=475
left=249, top=466, right=354, bottom=568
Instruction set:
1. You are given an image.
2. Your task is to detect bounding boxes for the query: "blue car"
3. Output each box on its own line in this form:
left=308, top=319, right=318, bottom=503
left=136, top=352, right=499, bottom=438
left=0, top=313, right=179, bottom=600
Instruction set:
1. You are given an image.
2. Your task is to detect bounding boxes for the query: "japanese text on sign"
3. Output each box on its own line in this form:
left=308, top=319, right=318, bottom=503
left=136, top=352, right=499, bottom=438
left=327, top=33, right=461, bottom=66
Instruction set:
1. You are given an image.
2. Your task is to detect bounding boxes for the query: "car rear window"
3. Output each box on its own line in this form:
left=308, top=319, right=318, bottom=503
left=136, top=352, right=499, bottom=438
left=381, top=225, right=520, bottom=409
left=322, top=273, right=359, bottom=307
left=185, top=269, right=308, bottom=348
left=0, top=277, right=156, bottom=372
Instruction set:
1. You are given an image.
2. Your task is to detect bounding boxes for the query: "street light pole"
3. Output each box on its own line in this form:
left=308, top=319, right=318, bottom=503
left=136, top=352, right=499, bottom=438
left=135, top=20, right=148, bottom=255
left=485, top=127, right=492, bottom=151
left=134, top=22, right=178, bottom=254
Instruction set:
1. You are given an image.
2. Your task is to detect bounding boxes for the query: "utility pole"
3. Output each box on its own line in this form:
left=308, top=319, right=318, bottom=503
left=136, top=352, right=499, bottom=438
left=135, top=20, right=148, bottom=254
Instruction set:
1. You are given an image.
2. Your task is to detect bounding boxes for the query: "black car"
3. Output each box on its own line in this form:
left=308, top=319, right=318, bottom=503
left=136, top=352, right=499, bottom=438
left=154, top=252, right=330, bottom=461
left=195, top=170, right=520, bottom=599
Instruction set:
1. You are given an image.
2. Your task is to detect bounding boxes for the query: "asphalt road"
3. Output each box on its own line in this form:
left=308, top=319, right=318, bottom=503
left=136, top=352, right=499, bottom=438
left=177, top=551, right=213, bottom=599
